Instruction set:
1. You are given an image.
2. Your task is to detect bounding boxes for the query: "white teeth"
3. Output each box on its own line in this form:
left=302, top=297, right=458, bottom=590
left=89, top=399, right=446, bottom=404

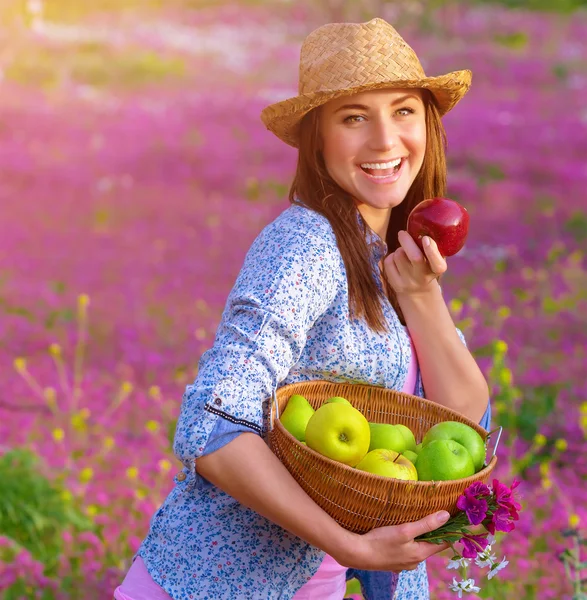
left=360, top=158, right=402, bottom=170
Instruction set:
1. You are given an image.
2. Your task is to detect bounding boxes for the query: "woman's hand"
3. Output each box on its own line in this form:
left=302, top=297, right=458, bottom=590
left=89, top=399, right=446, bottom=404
left=383, top=231, right=447, bottom=297
left=336, top=511, right=451, bottom=573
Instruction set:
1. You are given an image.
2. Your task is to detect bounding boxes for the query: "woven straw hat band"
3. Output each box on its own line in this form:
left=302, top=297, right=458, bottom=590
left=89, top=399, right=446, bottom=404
left=299, top=19, right=426, bottom=95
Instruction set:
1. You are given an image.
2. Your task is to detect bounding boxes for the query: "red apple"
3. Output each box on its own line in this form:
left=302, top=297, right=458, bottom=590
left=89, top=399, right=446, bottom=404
left=407, top=197, right=470, bottom=257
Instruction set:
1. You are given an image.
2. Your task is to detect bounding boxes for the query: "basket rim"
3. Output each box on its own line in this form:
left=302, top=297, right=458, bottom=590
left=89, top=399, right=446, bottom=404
left=273, top=380, right=490, bottom=436
left=272, top=380, right=496, bottom=488
left=274, top=420, right=497, bottom=489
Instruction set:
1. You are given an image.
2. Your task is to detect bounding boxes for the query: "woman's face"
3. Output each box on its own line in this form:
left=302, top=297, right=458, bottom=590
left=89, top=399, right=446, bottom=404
left=318, top=88, right=427, bottom=218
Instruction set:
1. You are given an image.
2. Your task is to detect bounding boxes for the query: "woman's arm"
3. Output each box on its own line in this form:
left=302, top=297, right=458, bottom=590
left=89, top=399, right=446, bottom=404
left=398, top=280, right=489, bottom=422
left=197, top=431, right=451, bottom=572
left=384, top=231, right=489, bottom=423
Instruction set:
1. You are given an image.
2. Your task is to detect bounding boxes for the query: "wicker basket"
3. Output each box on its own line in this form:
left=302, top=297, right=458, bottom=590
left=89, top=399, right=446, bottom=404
left=268, top=380, right=498, bottom=534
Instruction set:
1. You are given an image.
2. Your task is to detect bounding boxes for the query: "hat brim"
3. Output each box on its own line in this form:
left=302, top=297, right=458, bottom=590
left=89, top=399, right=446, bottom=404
left=260, top=70, right=472, bottom=148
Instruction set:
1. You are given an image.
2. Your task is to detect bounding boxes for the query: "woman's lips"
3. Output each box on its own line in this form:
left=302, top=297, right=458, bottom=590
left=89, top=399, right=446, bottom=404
left=358, top=158, right=406, bottom=184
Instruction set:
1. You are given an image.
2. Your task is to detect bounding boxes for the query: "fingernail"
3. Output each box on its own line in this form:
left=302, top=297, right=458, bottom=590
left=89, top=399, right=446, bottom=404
left=437, top=511, right=450, bottom=524
left=423, top=236, right=431, bottom=247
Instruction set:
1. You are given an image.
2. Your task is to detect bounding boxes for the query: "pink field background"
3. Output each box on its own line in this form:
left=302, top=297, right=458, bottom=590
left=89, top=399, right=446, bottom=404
left=0, top=1, right=586, bottom=598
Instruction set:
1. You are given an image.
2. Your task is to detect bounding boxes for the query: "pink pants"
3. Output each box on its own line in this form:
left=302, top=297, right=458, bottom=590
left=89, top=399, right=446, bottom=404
left=113, top=554, right=360, bottom=600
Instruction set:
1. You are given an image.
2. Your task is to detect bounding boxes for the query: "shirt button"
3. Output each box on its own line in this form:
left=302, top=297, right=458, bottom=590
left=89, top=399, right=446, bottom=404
left=214, top=397, right=222, bottom=406
left=176, top=472, right=187, bottom=481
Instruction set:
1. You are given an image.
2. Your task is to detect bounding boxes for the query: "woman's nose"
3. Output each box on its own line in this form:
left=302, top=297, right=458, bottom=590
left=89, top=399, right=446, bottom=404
left=368, top=118, right=400, bottom=152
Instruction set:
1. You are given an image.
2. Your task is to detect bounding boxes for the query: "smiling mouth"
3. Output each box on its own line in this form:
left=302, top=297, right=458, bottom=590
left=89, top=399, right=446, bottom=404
left=359, top=158, right=405, bottom=177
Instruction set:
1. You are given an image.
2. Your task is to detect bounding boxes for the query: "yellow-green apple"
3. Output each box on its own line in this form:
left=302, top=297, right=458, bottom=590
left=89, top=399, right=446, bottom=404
left=394, top=424, right=417, bottom=452
left=416, top=439, right=475, bottom=481
left=368, top=423, right=407, bottom=454
left=305, top=403, right=370, bottom=467
left=280, top=394, right=315, bottom=442
left=422, top=421, right=486, bottom=472
left=356, top=449, right=418, bottom=481
left=326, top=396, right=352, bottom=406
left=402, top=450, right=419, bottom=465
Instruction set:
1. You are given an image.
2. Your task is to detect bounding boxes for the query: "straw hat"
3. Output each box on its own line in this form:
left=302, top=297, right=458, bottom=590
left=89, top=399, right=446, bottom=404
left=260, top=18, right=472, bottom=148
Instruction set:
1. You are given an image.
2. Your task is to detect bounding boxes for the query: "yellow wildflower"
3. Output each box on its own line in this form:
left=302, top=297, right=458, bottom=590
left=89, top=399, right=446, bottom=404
left=497, top=306, right=511, bottom=319
left=494, top=340, right=508, bottom=355
left=145, top=420, right=160, bottom=433
left=499, top=368, right=513, bottom=387
left=78, top=294, right=90, bottom=308
left=126, top=466, right=139, bottom=480
left=158, top=459, right=172, bottom=473
left=148, top=386, right=162, bottom=400
left=52, top=428, right=65, bottom=442
left=49, top=343, right=62, bottom=357
left=79, top=467, right=94, bottom=483
left=135, top=489, right=147, bottom=500
left=13, top=357, right=27, bottom=373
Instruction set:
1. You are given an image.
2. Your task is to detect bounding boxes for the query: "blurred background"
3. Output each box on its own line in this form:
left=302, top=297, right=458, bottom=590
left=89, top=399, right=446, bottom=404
left=0, top=0, right=586, bottom=598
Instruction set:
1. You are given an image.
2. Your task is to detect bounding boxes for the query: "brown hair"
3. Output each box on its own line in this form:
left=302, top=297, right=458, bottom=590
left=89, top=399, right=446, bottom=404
left=288, top=90, right=447, bottom=331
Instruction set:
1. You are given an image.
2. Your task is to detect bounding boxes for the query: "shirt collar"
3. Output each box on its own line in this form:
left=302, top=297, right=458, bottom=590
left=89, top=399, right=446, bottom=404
left=356, top=211, right=388, bottom=263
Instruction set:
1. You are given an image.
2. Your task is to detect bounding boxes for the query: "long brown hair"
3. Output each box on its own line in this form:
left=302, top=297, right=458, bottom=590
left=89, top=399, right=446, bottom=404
left=288, top=89, right=447, bottom=332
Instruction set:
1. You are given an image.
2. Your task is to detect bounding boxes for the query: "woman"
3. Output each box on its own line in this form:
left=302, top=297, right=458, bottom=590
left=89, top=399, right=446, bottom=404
left=114, top=17, right=490, bottom=600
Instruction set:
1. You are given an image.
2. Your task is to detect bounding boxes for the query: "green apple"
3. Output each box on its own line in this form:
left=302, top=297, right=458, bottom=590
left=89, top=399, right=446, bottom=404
left=356, top=449, right=418, bottom=481
left=416, top=439, right=475, bottom=481
left=402, top=450, right=419, bottom=465
left=326, top=396, right=352, bottom=406
left=394, top=424, right=417, bottom=452
left=368, top=423, right=407, bottom=454
left=415, top=443, right=423, bottom=455
left=280, top=394, right=315, bottom=442
left=422, top=421, right=486, bottom=472
left=305, top=403, right=370, bottom=467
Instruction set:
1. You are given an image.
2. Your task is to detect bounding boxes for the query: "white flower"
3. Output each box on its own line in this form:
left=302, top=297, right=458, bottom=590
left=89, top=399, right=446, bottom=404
left=449, top=577, right=481, bottom=597
left=475, top=546, right=497, bottom=568
left=447, top=556, right=471, bottom=570
left=487, top=556, right=509, bottom=580
left=486, top=533, right=496, bottom=545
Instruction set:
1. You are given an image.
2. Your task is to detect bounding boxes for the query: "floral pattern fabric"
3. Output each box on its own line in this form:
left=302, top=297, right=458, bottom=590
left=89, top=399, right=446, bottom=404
left=136, top=203, right=490, bottom=599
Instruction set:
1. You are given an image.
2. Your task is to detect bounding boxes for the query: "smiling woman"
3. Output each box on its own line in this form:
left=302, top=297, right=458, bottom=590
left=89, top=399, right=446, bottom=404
left=114, top=16, right=490, bottom=600
left=291, top=86, right=448, bottom=331
left=319, top=90, right=427, bottom=230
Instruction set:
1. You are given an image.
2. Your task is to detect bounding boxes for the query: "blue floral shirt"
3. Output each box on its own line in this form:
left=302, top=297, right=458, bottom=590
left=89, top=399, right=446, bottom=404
left=137, top=203, right=491, bottom=600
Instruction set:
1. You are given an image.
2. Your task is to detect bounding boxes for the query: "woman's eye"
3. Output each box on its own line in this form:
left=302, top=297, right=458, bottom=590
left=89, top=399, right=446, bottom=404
left=396, top=107, right=415, bottom=116
left=343, top=115, right=365, bottom=124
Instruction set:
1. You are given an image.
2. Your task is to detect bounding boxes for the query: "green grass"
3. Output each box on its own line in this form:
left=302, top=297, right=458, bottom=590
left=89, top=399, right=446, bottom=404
left=5, top=44, right=186, bottom=90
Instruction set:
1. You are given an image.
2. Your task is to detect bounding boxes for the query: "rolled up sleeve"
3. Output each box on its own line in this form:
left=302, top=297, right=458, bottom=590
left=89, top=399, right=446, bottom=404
left=173, top=223, right=340, bottom=473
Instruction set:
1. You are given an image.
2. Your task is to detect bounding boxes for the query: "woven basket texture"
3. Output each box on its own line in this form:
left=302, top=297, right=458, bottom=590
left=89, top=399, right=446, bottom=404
left=268, top=380, right=496, bottom=533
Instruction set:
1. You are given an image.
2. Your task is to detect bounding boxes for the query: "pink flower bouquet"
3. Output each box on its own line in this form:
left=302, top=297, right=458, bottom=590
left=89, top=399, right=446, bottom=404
left=416, top=479, right=522, bottom=597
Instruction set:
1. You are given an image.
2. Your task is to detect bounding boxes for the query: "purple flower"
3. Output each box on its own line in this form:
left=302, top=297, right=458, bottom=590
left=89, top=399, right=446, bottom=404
left=485, top=506, right=519, bottom=534
left=456, top=491, right=489, bottom=525
left=460, top=534, right=490, bottom=558
left=492, top=479, right=521, bottom=512
left=465, top=481, right=491, bottom=499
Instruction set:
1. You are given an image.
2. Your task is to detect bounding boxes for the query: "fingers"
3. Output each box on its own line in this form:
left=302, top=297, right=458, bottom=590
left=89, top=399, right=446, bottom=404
left=416, top=540, right=451, bottom=561
left=397, top=230, right=426, bottom=265
left=421, top=236, right=447, bottom=276
left=399, top=511, right=451, bottom=540
left=399, top=230, right=447, bottom=276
